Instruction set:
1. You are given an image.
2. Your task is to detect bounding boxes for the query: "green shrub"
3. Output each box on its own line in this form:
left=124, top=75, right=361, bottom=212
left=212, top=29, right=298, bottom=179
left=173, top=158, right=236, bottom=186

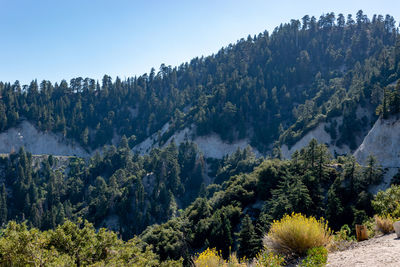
left=267, top=213, right=332, bottom=256
left=372, top=185, right=400, bottom=218
left=300, top=246, right=328, bottom=267
left=334, top=224, right=354, bottom=241
left=330, top=224, right=356, bottom=252
left=0, top=220, right=183, bottom=267
left=362, top=217, right=378, bottom=238
left=254, top=249, right=285, bottom=267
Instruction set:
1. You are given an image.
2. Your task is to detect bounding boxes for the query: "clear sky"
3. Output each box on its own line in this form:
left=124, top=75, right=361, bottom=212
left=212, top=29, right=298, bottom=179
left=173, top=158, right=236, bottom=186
left=0, top=0, right=399, bottom=85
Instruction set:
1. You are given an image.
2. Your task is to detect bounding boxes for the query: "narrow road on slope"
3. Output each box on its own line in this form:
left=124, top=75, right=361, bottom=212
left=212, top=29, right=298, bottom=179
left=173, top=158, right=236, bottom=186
left=327, top=233, right=400, bottom=267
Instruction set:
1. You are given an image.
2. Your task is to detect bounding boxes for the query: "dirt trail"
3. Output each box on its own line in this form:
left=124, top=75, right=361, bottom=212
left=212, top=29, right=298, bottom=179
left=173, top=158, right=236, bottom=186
left=327, top=233, right=400, bottom=267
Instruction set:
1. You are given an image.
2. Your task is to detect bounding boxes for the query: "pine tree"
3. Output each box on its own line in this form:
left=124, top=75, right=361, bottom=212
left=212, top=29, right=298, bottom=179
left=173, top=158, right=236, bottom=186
left=383, top=88, right=388, bottom=119
left=0, top=184, right=7, bottom=225
left=268, top=174, right=312, bottom=218
left=326, top=179, right=345, bottom=229
left=237, top=215, right=262, bottom=259
left=392, top=80, right=400, bottom=114
left=395, top=35, right=400, bottom=67
left=364, top=155, right=383, bottom=185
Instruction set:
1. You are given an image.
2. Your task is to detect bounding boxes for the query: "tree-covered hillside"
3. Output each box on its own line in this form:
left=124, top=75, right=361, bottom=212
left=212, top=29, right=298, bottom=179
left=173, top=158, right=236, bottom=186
left=0, top=138, right=386, bottom=264
left=0, top=139, right=213, bottom=238
left=0, top=10, right=400, bottom=266
left=140, top=140, right=384, bottom=262
left=0, top=11, right=398, bottom=153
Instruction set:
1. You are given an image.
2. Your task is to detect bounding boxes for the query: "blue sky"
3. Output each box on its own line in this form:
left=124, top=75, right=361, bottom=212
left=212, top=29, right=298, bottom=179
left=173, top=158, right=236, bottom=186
left=0, top=0, right=398, bottom=85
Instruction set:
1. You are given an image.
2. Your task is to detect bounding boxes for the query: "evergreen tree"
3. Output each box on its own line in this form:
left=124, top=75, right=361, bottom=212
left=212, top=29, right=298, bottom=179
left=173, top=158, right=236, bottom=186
left=364, top=155, right=383, bottom=185
left=383, top=88, right=389, bottom=119
left=267, top=174, right=312, bottom=219
left=391, top=80, right=400, bottom=114
left=325, top=178, right=345, bottom=229
left=0, top=184, right=7, bottom=225
left=237, top=215, right=262, bottom=259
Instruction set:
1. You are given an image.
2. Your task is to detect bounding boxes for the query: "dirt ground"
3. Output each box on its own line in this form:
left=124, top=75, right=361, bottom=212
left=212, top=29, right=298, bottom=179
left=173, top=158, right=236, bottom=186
left=327, top=233, right=400, bottom=266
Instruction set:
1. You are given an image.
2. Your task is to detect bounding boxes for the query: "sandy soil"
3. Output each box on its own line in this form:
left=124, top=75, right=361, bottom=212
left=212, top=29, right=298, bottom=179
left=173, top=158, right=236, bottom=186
left=327, top=233, right=400, bottom=267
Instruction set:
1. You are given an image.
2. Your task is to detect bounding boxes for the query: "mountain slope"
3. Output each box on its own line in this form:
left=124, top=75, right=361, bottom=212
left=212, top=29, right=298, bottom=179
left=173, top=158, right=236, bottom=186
left=0, top=11, right=399, bottom=265
left=0, top=11, right=398, bottom=157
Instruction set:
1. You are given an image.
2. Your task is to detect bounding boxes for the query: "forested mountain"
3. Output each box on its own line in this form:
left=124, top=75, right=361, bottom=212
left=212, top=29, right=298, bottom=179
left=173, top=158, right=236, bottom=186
left=0, top=10, right=400, bottom=266
left=0, top=10, right=398, bottom=154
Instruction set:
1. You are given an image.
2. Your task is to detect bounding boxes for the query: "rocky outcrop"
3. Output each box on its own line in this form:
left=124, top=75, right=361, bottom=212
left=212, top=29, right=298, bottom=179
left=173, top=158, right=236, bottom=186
left=0, top=121, right=88, bottom=157
left=133, top=123, right=261, bottom=159
left=354, top=116, right=400, bottom=193
left=354, top=116, right=400, bottom=168
left=281, top=117, right=350, bottom=159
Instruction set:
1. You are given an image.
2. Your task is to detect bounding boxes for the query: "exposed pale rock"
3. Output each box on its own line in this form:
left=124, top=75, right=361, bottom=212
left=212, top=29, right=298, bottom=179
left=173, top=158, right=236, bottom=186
left=0, top=121, right=88, bottom=157
left=281, top=117, right=350, bottom=159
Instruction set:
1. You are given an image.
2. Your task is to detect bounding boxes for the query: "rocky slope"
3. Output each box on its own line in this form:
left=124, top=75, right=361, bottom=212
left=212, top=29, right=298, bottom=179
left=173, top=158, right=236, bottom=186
left=132, top=123, right=261, bottom=159
left=354, top=116, right=400, bottom=192
left=354, top=116, right=400, bottom=168
left=0, top=121, right=88, bottom=157
left=2, top=114, right=400, bottom=184
left=327, top=233, right=400, bottom=267
left=281, top=117, right=350, bottom=159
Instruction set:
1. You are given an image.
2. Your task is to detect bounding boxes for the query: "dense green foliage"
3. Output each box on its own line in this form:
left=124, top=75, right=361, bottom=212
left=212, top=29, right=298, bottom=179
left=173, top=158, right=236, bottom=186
left=372, top=185, right=400, bottom=218
left=0, top=10, right=399, bottom=265
left=0, top=11, right=398, bottom=152
left=300, top=247, right=328, bottom=267
left=140, top=140, right=383, bottom=262
left=237, top=214, right=262, bottom=259
left=378, top=79, right=400, bottom=118
left=0, top=140, right=209, bottom=238
left=0, top=219, right=182, bottom=266
left=0, top=139, right=384, bottom=263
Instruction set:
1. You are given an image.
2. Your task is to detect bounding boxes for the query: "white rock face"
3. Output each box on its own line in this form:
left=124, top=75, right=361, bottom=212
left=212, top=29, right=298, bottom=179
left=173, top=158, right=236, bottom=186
left=281, top=117, right=350, bottom=159
left=193, top=134, right=257, bottom=159
left=354, top=117, right=400, bottom=193
left=354, top=117, right=400, bottom=168
left=133, top=123, right=260, bottom=159
left=165, top=126, right=260, bottom=158
left=132, top=122, right=171, bottom=155
left=0, top=121, right=88, bottom=157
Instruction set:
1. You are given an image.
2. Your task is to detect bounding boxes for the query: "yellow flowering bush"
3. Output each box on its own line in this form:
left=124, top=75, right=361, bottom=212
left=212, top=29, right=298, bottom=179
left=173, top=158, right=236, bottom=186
left=267, top=213, right=332, bottom=256
left=193, top=248, right=246, bottom=267
left=194, top=248, right=224, bottom=267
